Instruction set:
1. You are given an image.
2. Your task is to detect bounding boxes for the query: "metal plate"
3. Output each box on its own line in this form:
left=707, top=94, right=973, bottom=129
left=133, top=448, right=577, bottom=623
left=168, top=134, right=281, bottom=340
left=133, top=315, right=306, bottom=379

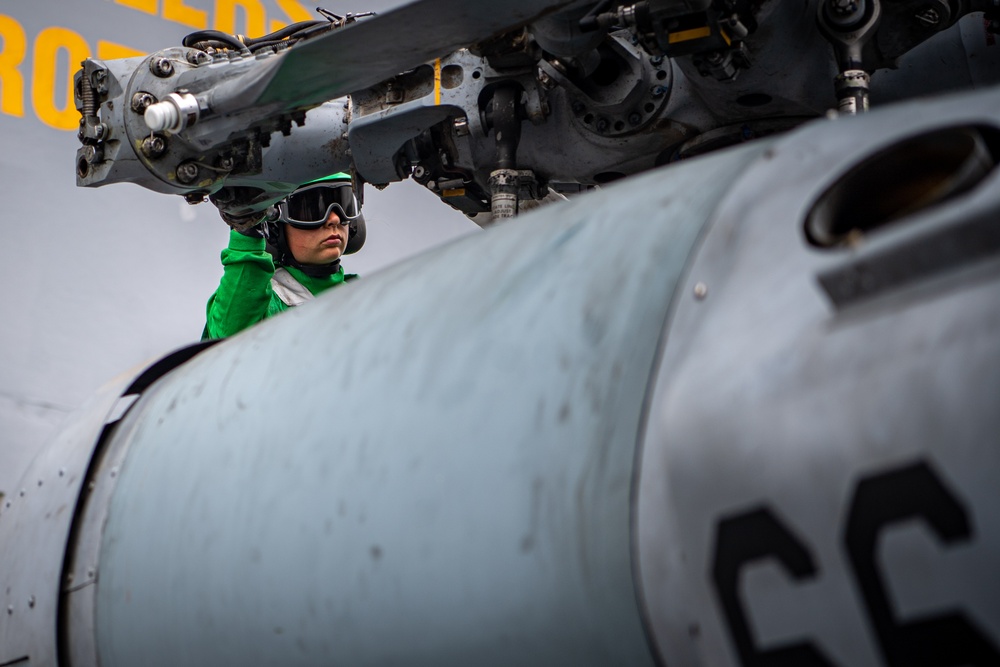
left=634, top=85, right=1000, bottom=667
left=0, top=372, right=134, bottom=666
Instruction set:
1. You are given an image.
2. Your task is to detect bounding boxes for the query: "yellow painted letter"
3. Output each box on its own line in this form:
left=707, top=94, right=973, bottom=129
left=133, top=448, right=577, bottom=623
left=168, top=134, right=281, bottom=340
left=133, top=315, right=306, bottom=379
left=0, top=15, right=26, bottom=118
left=270, top=0, right=313, bottom=32
left=33, top=27, right=91, bottom=131
left=163, top=0, right=208, bottom=30
left=214, top=0, right=266, bottom=37
left=114, top=0, right=158, bottom=15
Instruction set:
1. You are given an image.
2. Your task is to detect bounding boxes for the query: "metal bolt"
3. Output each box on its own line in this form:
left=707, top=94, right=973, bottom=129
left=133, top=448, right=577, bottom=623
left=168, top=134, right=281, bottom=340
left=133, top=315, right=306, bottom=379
left=87, top=568, right=95, bottom=579
left=6, top=605, right=12, bottom=615
left=829, top=0, right=859, bottom=16
left=184, top=192, right=207, bottom=205
left=131, top=92, right=156, bottom=114
left=651, top=85, right=668, bottom=98
left=628, top=112, right=642, bottom=126
left=176, top=161, right=200, bottom=184
left=94, top=124, right=106, bottom=140
left=142, top=133, right=171, bottom=158
left=650, top=55, right=664, bottom=66
left=91, top=69, right=109, bottom=94
left=914, top=7, right=940, bottom=26
left=186, top=50, right=211, bottom=66
left=87, top=481, right=95, bottom=492
left=27, top=596, right=35, bottom=609
left=693, top=282, right=709, bottom=299
left=150, top=57, right=174, bottom=78
left=596, top=117, right=609, bottom=132
left=218, top=156, right=235, bottom=171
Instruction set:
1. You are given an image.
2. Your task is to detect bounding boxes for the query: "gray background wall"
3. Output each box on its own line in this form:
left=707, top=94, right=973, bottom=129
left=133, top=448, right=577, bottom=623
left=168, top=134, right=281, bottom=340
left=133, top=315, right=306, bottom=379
left=0, top=0, right=475, bottom=495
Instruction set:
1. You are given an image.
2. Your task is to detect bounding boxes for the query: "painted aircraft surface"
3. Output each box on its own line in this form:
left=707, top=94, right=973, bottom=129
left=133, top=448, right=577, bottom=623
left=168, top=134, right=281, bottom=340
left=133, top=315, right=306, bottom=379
left=0, top=0, right=476, bottom=499
left=1, top=0, right=999, bottom=665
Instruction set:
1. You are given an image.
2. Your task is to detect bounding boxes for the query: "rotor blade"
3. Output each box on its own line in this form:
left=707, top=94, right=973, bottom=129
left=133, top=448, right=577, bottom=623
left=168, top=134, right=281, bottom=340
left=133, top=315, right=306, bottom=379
left=256, top=0, right=576, bottom=108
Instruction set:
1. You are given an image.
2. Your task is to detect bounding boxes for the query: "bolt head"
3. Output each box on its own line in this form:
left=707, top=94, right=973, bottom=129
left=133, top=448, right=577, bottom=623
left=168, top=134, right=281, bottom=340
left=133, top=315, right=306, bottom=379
left=176, top=162, right=200, bottom=184
left=151, top=58, right=174, bottom=77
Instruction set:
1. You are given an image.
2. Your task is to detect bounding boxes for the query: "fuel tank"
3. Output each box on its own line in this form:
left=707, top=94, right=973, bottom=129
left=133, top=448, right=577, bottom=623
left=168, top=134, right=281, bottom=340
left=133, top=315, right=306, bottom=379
left=1, top=85, right=998, bottom=666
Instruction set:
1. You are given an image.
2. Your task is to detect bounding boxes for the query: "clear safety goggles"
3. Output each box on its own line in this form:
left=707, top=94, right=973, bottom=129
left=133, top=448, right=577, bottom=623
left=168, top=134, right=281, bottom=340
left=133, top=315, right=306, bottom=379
left=277, top=182, right=361, bottom=228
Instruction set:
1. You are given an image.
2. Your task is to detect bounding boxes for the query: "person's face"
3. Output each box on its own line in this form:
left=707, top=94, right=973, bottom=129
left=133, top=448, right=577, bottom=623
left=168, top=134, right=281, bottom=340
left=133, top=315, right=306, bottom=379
left=285, top=210, right=349, bottom=265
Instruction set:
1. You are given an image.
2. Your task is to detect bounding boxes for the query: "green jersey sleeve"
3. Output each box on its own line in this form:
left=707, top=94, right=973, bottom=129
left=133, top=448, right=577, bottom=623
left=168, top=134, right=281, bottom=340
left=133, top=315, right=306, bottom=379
left=202, top=230, right=288, bottom=340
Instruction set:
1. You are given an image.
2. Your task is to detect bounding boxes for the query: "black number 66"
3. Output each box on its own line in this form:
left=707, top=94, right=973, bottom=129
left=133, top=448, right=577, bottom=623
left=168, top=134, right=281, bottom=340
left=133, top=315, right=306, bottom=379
left=710, top=460, right=1000, bottom=667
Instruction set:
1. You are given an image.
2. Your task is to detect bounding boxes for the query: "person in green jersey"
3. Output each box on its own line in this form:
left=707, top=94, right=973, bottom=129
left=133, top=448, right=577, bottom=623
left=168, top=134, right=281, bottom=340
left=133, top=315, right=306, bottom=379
left=202, top=173, right=365, bottom=340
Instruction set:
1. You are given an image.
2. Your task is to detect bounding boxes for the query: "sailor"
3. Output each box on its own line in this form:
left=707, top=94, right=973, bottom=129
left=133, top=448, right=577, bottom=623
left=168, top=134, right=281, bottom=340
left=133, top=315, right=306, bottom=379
left=202, top=172, right=364, bottom=339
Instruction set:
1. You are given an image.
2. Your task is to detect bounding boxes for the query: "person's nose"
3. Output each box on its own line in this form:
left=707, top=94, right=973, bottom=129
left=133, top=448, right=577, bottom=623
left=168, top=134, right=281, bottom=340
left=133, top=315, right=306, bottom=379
left=325, top=210, right=342, bottom=227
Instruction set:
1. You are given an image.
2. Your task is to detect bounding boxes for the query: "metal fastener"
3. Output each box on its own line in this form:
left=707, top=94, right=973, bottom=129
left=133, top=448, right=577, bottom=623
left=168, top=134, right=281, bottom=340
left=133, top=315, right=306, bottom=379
left=150, top=57, right=174, bottom=78
left=829, top=0, right=859, bottom=16
left=176, top=161, right=200, bottom=184
left=131, top=91, right=156, bottom=114
left=141, top=135, right=167, bottom=159
left=914, top=7, right=940, bottom=26
left=694, top=282, right=709, bottom=299
left=27, top=596, right=35, bottom=609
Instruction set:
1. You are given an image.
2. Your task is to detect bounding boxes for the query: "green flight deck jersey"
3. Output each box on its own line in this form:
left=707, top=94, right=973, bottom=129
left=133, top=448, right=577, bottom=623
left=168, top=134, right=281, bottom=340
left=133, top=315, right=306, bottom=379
left=202, top=230, right=354, bottom=340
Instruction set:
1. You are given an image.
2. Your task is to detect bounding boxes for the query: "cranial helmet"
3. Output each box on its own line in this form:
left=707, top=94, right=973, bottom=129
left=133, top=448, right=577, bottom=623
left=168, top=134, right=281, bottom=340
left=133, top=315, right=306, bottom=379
left=267, top=172, right=366, bottom=276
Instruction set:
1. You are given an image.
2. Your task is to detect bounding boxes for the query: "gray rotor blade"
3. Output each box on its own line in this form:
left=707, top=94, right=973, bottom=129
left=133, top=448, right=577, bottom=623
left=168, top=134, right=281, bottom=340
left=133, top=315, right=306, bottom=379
left=256, top=0, right=576, bottom=107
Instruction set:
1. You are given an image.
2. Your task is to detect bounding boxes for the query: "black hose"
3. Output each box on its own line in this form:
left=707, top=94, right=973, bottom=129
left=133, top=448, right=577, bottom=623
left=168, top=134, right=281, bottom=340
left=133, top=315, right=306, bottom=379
left=242, top=20, right=327, bottom=45
left=182, top=30, right=251, bottom=54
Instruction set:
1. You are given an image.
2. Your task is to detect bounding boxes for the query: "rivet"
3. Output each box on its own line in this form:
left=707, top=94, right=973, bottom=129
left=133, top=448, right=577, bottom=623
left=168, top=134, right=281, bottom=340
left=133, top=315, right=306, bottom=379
left=27, top=596, right=35, bottom=609
left=58, top=468, right=66, bottom=477
left=37, top=479, right=43, bottom=487
left=87, top=481, right=96, bottom=492
left=110, top=467, right=118, bottom=478
left=6, top=605, right=12, bottom=615
left=87, top=568, right=95, bottom=579
left=693, top=282, right=709, bottom=299
left=19, top=489, right=25, bottom=497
